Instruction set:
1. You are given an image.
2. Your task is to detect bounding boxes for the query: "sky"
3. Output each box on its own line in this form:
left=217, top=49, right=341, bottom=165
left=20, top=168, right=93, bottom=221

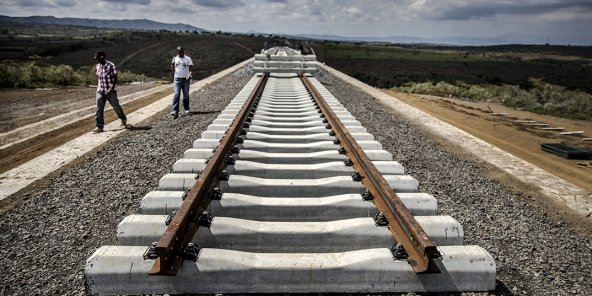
left=1, top=0, right=592, bottom=45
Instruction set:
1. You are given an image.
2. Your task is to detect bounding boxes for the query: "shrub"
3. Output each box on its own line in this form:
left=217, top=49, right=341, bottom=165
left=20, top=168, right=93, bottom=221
left=45, top=64, right=81, bottom=86
left=0, top=60, right=83, bottom=88
left=0, top=60, right=154, bottom=88
left=394, top=80, right=592, bottom=120
left=118, top=70, right=148, bottom=84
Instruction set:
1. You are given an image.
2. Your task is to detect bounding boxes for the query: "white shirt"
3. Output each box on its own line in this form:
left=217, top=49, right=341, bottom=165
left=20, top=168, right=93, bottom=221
left=171, top=55, right=193, bottom=79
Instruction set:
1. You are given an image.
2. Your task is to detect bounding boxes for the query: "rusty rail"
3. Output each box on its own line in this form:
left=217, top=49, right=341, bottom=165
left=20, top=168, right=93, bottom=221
left=300, top=75, right=440, bottom=273
left=149, top=73, right=269, bottom=275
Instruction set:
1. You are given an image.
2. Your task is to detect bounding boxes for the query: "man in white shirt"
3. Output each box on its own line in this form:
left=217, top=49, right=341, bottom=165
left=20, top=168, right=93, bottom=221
left=170, top=46, right=193, bottom=118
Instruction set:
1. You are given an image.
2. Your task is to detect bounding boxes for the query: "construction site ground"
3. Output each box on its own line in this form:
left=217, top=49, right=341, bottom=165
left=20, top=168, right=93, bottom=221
left=0, top=84, right=590, bottom=236
left=383, top=90, right=592, bottom=193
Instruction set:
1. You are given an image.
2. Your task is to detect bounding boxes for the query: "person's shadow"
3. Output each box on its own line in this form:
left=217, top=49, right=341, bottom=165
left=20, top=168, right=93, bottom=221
left=185, top=110, right=222, bottom=116
left=124, top=125, right=152, bottom=131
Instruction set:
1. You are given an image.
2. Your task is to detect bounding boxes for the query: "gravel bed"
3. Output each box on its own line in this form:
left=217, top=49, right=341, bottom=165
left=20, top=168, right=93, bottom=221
left=0, top=68, right=253, bottom=295
left=1, top=65, right=590, bottom=295
left=316, top=68, right=592, bottom=295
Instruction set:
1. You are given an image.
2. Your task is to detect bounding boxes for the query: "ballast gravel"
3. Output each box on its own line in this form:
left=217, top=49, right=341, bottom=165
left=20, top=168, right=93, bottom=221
left=315, top=68, right=592, bottom=295
left=0, top=64, right=590, bottom=295
left=0, top=70, right=252, bottom=295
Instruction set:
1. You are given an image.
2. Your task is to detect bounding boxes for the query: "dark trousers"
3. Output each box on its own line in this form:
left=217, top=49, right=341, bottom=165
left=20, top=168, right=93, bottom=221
left=96, top=91, right=126, bottom=128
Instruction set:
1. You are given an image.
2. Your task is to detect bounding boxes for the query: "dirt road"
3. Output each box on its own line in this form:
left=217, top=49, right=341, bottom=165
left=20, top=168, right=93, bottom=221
left=0, top=84, right=170, bottom=174
left=1, top=86, right=590, bottom=219
left=0, top=83, right=159, bottom=132
left=384, top=90, right=592, bottom=193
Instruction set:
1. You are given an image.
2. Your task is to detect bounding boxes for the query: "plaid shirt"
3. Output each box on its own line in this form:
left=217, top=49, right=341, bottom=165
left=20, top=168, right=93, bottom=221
left=96, top=61, right=117, bottom=93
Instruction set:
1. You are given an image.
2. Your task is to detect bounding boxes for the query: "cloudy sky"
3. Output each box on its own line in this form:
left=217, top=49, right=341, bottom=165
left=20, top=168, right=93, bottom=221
left=2, top=0, right=592, bottom=44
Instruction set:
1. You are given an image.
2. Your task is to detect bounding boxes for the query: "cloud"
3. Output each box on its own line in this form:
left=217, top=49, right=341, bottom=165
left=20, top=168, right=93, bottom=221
left=5, top=0, right=51, bottom=7
left=191, top=0, right=244, bottom=9
left=2, top=0, right=77, bottom=8
left=343, top=6, right=364, bottom=18
left=164, top=4, right=196, bottom=14
left=0, top=0, right=590, bottom=44
left=423, top=0, right=592, bottom=21
left=55, top=0, right=76, bottom=7
left=101, top=0, right=151, bottom=4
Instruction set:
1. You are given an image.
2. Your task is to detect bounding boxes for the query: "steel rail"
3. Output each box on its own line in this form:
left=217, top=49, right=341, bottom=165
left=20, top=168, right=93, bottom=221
left=300, top=75, right=440, bottom=273
left=150, top=73, right=269, bottom=275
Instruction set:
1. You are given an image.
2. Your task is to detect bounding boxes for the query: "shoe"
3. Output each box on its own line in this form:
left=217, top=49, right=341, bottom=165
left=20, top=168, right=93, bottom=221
left=121, top=119, right=127, bottom=126
left=170, top=112, right=178, bottom=119
left=184, top=110, right=190, bottom=115
left=92, top=127, right=104, bottom=133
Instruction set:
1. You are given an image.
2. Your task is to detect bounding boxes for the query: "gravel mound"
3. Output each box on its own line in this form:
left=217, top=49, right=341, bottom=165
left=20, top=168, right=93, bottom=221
left=1, top=65, right=590, bottom=295
left=316, top=68, right=592, bottom=295
left=0, top=69, right=252, bottom=295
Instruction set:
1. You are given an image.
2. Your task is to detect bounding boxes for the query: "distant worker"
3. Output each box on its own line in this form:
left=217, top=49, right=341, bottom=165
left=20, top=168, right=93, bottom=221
left=170, top=46, right=193, bottom=118
left=93, top=51, right=127, bottom=133
left=297, top=43, right=304, bottom=54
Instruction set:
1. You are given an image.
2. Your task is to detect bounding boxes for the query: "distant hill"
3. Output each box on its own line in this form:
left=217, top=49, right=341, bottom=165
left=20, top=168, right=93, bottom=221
left=293, top=33, right=581, bottom=46
left=0, top=15, right=204, bottom=32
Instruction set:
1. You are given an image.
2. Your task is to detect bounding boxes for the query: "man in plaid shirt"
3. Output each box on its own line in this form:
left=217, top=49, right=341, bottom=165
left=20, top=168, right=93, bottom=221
left=93, top=51, right=127, bottom=133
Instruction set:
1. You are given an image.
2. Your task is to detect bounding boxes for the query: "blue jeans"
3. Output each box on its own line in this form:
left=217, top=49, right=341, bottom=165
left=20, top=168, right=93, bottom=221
left=172, top=78, right=190, bottom=113
left=95, top=91, right=126, bottom=128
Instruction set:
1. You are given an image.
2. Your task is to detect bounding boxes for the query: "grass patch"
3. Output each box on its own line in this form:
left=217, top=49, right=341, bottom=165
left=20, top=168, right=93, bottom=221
left=0, top=60, right=153, bottom=88
left=394, top=79, right=592, bottom=121
left=325, top=42, right=490, bottom=62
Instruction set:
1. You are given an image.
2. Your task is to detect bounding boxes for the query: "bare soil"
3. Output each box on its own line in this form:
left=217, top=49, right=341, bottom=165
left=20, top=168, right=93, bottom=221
left=1, top=86, right=590, bottom=227
left=0, top=84, right=171, bottom=174
left=383, top=90, right=592, bottom=193
left=0, top=83, right=160, bottom=132
left=3, top=87, right=591, bottom=189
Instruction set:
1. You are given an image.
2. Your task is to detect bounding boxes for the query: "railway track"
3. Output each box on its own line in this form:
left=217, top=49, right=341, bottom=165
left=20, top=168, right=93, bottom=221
left=85, top=47, right=495, bottom=294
